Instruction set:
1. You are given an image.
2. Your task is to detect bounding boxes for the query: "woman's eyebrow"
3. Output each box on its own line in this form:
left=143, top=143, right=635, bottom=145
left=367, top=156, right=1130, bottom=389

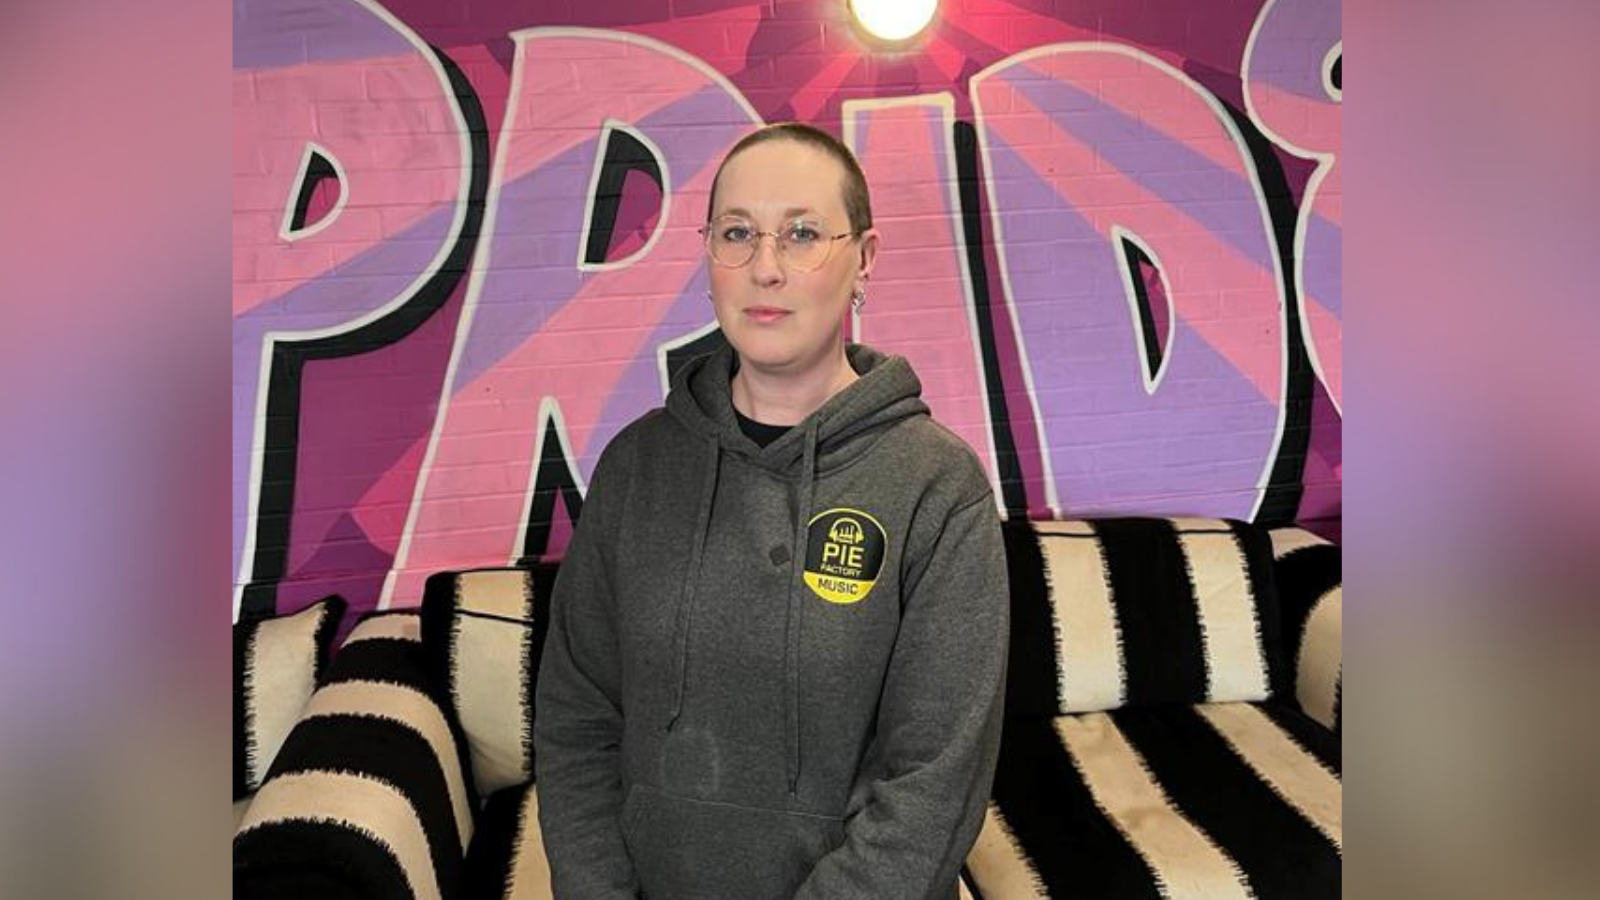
left=717, top=207, right=819, bottom=220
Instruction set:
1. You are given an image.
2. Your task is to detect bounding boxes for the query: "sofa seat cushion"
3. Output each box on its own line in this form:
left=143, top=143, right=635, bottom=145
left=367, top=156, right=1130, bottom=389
left=462, top=782, right=553, bottom=899
left=969, top=702, right=1339, bottom=900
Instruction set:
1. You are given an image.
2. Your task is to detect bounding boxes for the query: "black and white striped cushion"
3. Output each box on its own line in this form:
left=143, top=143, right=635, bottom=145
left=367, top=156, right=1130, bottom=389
left=235, top=612, right=477, bottom=900
left=461, top=782, right=555, bottom=899
left=422, top=566, right=558, bottom=796
left=234, top=595, right=345, bottom=799
left=970, top=702, right=1341, bottom=900
left=1005, top=518, right=1286, bottom=715
left=1268, top=529, right=1342, bottom=733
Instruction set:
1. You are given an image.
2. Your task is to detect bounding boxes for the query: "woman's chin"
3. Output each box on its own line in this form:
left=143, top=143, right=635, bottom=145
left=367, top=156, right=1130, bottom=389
left=733, top=347, right=798, bottom=373
left=724, top=320, right=848, bottom=376
left=727, top=331, right=801, bottom=370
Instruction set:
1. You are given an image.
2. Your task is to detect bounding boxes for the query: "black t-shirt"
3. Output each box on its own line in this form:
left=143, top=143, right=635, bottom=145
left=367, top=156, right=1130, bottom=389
left=734, top=408, right=792, bottom=448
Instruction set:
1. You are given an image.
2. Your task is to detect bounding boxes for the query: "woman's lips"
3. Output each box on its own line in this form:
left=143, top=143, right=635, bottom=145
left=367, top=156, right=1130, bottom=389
left=744, top=307, right=792, bottom=324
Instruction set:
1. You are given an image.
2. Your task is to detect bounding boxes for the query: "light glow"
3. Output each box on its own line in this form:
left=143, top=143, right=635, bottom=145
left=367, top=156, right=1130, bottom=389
left=850, top=0, right=939, bottom=42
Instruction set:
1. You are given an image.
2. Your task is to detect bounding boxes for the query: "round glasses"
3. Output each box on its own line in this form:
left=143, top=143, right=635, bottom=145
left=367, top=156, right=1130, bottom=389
left=700, top=217, right=860, bottom=273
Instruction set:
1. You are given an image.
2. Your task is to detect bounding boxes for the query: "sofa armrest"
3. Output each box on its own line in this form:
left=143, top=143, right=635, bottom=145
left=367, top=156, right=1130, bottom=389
left=1270, top=529, right=1343, bottom=732
left=235, top=613, right=478, bottom=900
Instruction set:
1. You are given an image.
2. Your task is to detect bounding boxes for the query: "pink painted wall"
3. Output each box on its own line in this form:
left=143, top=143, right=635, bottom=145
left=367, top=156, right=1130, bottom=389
left=233, top=0, right=1341, bottom=624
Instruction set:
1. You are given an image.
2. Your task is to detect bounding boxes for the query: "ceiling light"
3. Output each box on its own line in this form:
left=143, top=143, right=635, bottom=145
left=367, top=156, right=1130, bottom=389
left=850, top=0, right=939, bottom=43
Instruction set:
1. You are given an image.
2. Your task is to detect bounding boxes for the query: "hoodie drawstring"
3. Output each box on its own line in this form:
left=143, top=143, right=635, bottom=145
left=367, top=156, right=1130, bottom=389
left=666, top=437, right=721, bottom=731
left=783, top=419, right=820, bottom=796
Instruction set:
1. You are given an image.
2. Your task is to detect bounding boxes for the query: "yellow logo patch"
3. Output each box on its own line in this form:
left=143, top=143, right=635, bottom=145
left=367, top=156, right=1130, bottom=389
left=802, top=508, right=887, bottom=604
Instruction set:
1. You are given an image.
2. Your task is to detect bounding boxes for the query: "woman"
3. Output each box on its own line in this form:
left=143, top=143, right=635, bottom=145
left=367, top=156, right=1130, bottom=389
left=534, top=123, right=1009, bottom=900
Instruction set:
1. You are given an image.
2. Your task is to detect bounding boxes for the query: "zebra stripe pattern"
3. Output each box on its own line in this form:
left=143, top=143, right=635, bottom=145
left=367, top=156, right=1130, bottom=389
left=235, top=612, right=478, bottom=900
left=1004, top=519, right=1285, bottom=716
left=1267, top=529, right=1342, bottom=732
left=968, top=703, right=1340, bottom=900
left=234, top=595, right=344, bottom=799
left=461, top=782, right=556, bottom=900
left=421, top=566, right=558, bottom=796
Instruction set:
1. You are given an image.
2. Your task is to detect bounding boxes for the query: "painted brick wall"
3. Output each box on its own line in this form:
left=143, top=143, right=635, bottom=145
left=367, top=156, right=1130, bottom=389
left=233, top=0, right=1341, bottom=624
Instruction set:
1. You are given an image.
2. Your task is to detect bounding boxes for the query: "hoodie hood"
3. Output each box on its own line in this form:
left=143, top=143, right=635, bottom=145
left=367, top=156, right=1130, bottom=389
left=660, top=342, right=929, bottom=794
left=665, top=342, right=929, bottom=474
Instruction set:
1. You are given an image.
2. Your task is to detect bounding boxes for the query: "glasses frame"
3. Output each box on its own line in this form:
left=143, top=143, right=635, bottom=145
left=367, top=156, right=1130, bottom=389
left=699, top=217, right=863, bottom=273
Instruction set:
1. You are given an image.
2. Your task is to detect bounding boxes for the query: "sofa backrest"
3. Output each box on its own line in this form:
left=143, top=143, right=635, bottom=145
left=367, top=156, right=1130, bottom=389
left=1004, top=517, right=1288, bottom=716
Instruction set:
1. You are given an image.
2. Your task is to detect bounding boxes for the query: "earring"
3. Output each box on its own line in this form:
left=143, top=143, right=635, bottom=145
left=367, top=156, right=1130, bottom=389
left=851, top=288, right=866, bottom=311
left=706, top=290, right=713, bottom=301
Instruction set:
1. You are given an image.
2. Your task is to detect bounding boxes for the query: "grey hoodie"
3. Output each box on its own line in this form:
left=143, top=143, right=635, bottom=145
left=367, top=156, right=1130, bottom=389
left=534, top=343, right=1008, bottom=900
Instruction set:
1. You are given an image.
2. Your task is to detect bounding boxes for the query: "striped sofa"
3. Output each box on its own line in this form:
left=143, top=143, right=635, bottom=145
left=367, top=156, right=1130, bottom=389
left=967, top=519, right=1341, bottom=899
left=234, top=519, right=1339, bottom=900
left=234, top=570, right=558, bottom=900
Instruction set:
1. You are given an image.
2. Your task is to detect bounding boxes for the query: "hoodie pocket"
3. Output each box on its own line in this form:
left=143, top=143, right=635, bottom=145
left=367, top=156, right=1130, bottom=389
left=620, top=782, right=844, bottom=900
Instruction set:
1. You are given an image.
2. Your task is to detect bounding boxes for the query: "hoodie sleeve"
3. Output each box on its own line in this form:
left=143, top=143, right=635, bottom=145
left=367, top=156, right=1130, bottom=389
left=792, top=487, right=1009, bottom=900
left=534, top=437, right=640, bottom=900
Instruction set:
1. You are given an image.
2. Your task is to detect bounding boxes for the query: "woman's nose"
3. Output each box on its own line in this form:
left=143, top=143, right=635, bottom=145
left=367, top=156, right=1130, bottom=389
left=749, top=234, right=786, bottom=286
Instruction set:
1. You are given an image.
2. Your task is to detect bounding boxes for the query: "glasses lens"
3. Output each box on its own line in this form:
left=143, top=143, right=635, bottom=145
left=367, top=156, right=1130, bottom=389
left=707, top=220, right=755, bottom=267
left=782, top=224, right=829, bottom=272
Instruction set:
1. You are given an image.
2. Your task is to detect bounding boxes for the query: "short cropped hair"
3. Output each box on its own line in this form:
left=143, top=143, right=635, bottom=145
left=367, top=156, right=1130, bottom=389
left=706, top=122, right=873, bottom=234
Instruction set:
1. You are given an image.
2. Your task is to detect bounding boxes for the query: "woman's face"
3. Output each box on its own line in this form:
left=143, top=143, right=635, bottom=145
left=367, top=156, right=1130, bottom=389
left=706, top=140, right=878, bottom=376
